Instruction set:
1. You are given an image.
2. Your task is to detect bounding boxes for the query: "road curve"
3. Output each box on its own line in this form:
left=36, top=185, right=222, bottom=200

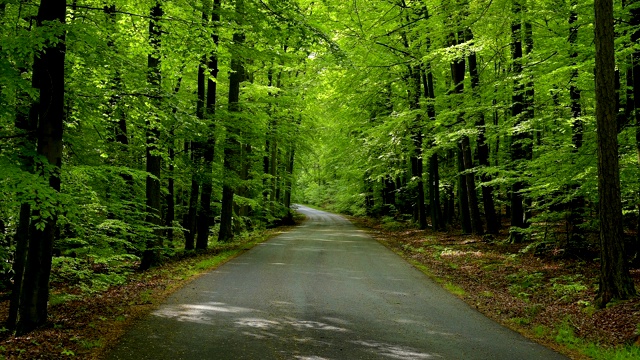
left=107, top=205, right=567, bottom=360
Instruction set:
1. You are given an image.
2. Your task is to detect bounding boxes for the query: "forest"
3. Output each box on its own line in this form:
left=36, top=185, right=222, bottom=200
left=0, top=0, right=638, bottom=349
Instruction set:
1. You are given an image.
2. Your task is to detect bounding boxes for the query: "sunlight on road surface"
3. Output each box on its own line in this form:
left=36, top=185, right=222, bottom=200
left=292, top=247, right=347, bottom=252
left=153, top=302, right=254, bottom=324
left=303, top=238, right=356, bottom=243
left=374, top=290, right=410, bottom=296
left=234, top=317, right=350, bottom=333
left=288, top=319, right=349, bottom=332
left=351, top=340, right=439, bottom=359
left=235, top=318, right=281, bottom=329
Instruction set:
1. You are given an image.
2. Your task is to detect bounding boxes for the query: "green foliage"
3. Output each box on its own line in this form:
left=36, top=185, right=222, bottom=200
left=506, top=271, right=545, bottom=300
left=553, top=321, right=640, bottom=360
left=50, top=255, right=136, bottom=293
left=549, top=275, right=589, bottom=303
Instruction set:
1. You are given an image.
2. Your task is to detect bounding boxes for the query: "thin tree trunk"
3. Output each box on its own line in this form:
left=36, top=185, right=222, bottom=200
left=422, top=63, right=444, bottom=230
left=139, top=1, right=163, bottom=270
left=449, top=29, right=481, bottom=234
left=409, top=67, right=427, bottom=229
left=218, top=0, right=245, bottom=242
left=467, top=30, right=498, bottom=234
left=8, top=203, right=30, bottom=330
left=184, top=44, right=208, bottom=249
left=510, top=0, right=528, bottom=242
left=196, top=0, right=221, bottom=250
left=164, top=74, right=185, bottom=244
left=593, top=0, right=636, bottom=307
left=461, top=136, right=484, bottom=235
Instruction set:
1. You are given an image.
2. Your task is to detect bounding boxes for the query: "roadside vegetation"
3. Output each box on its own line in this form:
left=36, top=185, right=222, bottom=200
left=351, top=216, right=640, bottom=360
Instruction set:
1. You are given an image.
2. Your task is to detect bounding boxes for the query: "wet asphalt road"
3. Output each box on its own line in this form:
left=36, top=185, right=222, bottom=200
left=106, top=205, right=567, bottom=360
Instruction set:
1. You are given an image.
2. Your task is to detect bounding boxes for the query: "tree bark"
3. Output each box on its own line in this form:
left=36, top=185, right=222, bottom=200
left=461, top=136, right=484, bottom=235
left=218, top=0, right=245, bottom=242
left=184, top=34, right=208, bottom=249
left=8, top=54, right=40, bottom=331
left=593, top=0, right=636, bottom=307
left=449, top=29, right=481, bottom=234
left=567, top=0, right=586, bottom=249
left=409, top=66, right=427, bottom=229
left=16, top=0, right=66, bottom=335
left=196, top=0, right=221, bottom=250
left=421, top=63, right=444, bottom=230
left=631, top=0, right=640, bottom=253
left=140, top=1, right=164, bottom=270
left=510, top=0, right=528, bottom=242
left=467, top=30, right=498, bottom=234
left=457, top=148, right=472, bottom=234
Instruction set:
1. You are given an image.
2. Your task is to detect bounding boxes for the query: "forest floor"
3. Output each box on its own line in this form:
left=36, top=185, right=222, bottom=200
left=349, top=216, right=640, bottom=360
left=0, top=222, right=301, bottom=360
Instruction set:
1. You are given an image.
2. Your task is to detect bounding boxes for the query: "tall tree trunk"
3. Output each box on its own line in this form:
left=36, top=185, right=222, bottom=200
left=184, top=56, right=207, bottom=250
left=139, top=1, right=164, bottom=270
left=522, top=15, right=535, bottom=227
left=218, top=0, right=245, bottom=242
left=510, top=0, right=528, bottom=242
left=409, top=66, right=427, bottom=229
left=8, top=54, right=40, bottom=331
left=196, top=0, right=221, bottom=250
left=467, top=30, right=498, bottom=234
left=16, top=0, right=66, bottom=335
left=165, top=74, right=185, bottom=244
left=593, top=0, right=636, bottom=308
left=422, top=64, right=444, bottom=230
left=166, top=134, right=175, bottom=243
left=631, top=0, right=640, bottom=255
left=450, top=30, right=482, bottom=234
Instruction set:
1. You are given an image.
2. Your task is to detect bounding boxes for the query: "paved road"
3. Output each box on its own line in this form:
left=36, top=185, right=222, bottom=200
left=107, top=205, right=567, bottom=360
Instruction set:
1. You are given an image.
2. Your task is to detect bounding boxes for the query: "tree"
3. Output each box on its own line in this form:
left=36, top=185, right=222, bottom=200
left=140, top=1, right=164, bottom=270
left=593, top=0, right=636, bottom=307
left=509, top=0, right=530, bottom=243
left=15, top=0, right=66, bottom=335
left=219, top=0, right=246, bottom=242
left=196, top=0, right=222, bottom=250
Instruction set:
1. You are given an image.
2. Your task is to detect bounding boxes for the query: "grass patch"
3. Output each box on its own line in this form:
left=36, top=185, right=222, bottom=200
left=480, top=291, right=494, bottom=298
left=194, top=251, right=239, bottom=271
left=553, top=321, right=640, bottom=360
left=510, top=317, right=531, bottom=326
left=49, top=293, right=80, bottom=306
left=443, top=282, right=466, bottom=296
